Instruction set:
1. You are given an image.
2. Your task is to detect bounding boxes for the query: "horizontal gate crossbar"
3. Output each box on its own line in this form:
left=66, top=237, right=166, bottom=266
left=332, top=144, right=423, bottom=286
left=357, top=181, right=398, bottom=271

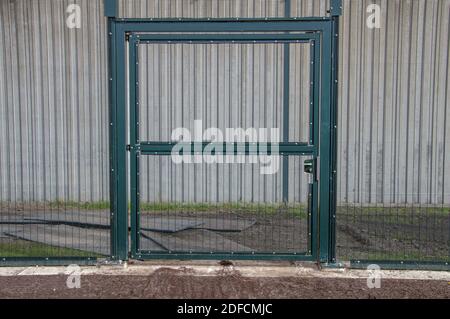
left=135, top=142, right=316, bottom=156
left=0, top=257, right=99, bottom=267
left=134, top=252, right=315, bottom=261
left=130, top=33, right=317, bottom=42
left=117, top=20, right=331, bottom=33
left=118, top=17, right=333, bottom=23
left=349, top=260, right=450, bottom=272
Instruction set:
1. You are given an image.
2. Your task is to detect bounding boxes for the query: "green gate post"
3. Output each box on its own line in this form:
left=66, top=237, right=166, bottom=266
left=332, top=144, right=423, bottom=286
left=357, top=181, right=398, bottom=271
left=104, top=0, right=117, bottom=18
left=317, top=0, right=342, bottom=263
left=282, top=0, right=291, bottom=203
left=106, top=0, right=128, bottom=261
left=329, top=0, right=342, bottom=264
left=105, top=0, right=342, bottom=264
left=103, top=0, right=450, bottom=271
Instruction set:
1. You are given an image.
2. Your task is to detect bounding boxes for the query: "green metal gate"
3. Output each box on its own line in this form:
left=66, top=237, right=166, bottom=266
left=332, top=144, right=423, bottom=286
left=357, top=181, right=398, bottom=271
left=107, top=0, right=341, bottom=263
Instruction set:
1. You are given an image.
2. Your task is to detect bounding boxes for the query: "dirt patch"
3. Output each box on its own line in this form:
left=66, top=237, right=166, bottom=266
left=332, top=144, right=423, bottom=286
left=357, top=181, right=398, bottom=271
left=140, top=211, right=309, bottom=254
left=1, top=206, right=449, bottom=262
left=337, top=211, right=450, bottom=262
left=219, top=216, right=308, bottom=253
left=0, top=270, right=448, bottom=299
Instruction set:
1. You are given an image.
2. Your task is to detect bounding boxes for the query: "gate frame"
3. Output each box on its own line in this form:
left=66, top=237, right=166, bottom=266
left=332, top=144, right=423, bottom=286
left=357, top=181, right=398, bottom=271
left=129, top=33, right=320, bottom=261
left=106, top=0, right=341, bottom=264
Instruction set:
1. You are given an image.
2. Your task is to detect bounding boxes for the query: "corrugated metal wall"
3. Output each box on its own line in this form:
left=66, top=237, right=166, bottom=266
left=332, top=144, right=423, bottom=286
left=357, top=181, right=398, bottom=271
left=137, top=41, right=312, bottom=203
left=0, top=0, right=449, bottom=204
left=117, top=0, right=328, bottom=18
left=0, top=0, right=109, bottom=203
left=339, top=0, right=450, bottom=205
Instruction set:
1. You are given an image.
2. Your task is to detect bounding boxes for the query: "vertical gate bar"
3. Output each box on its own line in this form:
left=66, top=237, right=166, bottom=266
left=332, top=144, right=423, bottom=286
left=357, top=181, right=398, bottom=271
left=318, top=22, right=333, bottom=262
left=312, top=36, right=320, bottom=153
left=282, top=0, right=291, bottom=203
left=107, top=17, right=118, bottom=259
left=306, top=41, right=315, bottom=256
left=309, top=42, right=314, bottom=147
left=129, top=37, right=139, bottom=256
left=135, top=42, right=141, bottom=255
left=329, top=15, right=340, bottom=264
left=311, top=37, right=320, bottom=259
left=106, top=0, right=120, bottom=261
left=113, top=24, right=129, bottom=261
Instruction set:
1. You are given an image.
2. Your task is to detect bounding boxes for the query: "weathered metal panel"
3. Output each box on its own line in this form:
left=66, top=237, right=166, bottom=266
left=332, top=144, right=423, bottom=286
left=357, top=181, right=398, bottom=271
left=136, top=42, right=311, bottom=203
left=337, top=0, right=450, bottom=205
left=0, top=0, right=110, bottom=203
left=0, top=0, right=449, bottom=205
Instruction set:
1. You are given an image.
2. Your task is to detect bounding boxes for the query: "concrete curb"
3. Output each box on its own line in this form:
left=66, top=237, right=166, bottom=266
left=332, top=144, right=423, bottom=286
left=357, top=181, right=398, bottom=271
left=0, top=263, right=449, bottom=281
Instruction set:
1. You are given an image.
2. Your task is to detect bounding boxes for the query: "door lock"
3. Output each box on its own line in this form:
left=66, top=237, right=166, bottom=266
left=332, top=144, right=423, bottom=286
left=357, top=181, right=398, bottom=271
left=304, top=159, right=316, bottom=175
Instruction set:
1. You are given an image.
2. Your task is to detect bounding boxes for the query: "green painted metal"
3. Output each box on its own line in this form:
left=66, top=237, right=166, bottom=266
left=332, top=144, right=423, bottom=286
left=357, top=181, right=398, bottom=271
left=104, top=0, right=117, bottom=18
left=134, top=253, right=315, bottom=262
left=349, top=261, right=450, bottom=272
left=329, top=16, right=340, bottom=263
left=107, top=3, right=340, bottom=263
left=282, top=0, right=291, bottom=203
left=114, top=20, right=333, bottom=33
left=309, top=37, right=321, bottom=260
left=111, top=19, right=129, bottom=262
left=104, top=0, right=450, bottom=271
left=107, top=17, right=118, bottom=260
left=330, top=0, right=343, bottom=17
left=318, top=22, right=333, bottom=263
left=128, top=33, right=320, bottom=260
left=115, top=17, right=332, bottom=23
left=0, top=257, right=99, bottom=267
left=132, top=33, right=316, bottom=42
left=137, top=142, right=315, bottom=156
left=126, top=30, right=324, bottom=261
left=129, top=36, right=139, bottom=258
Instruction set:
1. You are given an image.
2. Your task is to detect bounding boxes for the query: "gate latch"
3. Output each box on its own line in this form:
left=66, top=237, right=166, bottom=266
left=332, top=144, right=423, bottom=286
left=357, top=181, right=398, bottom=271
left=126, top=144, right=132, bottom=152
left=304, top=159, right=316, bottom=175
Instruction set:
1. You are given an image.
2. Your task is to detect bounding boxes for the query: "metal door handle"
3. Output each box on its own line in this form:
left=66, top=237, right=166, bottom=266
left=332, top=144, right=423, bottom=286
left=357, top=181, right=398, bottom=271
left=304, top=159, right=315, bottom=175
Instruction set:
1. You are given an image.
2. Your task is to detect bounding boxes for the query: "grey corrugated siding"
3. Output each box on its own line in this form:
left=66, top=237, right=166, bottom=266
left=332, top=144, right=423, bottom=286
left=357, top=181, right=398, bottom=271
left=338, top=0, right=450, bottom=205
left=137, top=42, right=311, bottom=203
left=0, top=0, right=449, bottom=204
left=0, top=0, right=109, bottom=203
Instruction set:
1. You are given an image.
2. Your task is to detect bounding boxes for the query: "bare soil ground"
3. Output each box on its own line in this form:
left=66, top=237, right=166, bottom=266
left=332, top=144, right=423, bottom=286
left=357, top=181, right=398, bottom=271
left=337, top=210, right=450, bottom=262
left=138, top=210, right=309, bottom=253
left=0, top=268, right=449, bottom=299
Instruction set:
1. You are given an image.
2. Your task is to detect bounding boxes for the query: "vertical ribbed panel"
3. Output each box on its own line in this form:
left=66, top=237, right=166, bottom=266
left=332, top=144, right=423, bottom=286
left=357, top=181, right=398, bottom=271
left=0, top=0, right=449, bottom=205
left=117, top=0, right=327, bottom=18
left=337, top=0, right=450, bottom=205
left=137, top=42, right=311, bottom=203
left=0, top=0, right=109, bottom=203
left=117, top=0, right=328, bottom=18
